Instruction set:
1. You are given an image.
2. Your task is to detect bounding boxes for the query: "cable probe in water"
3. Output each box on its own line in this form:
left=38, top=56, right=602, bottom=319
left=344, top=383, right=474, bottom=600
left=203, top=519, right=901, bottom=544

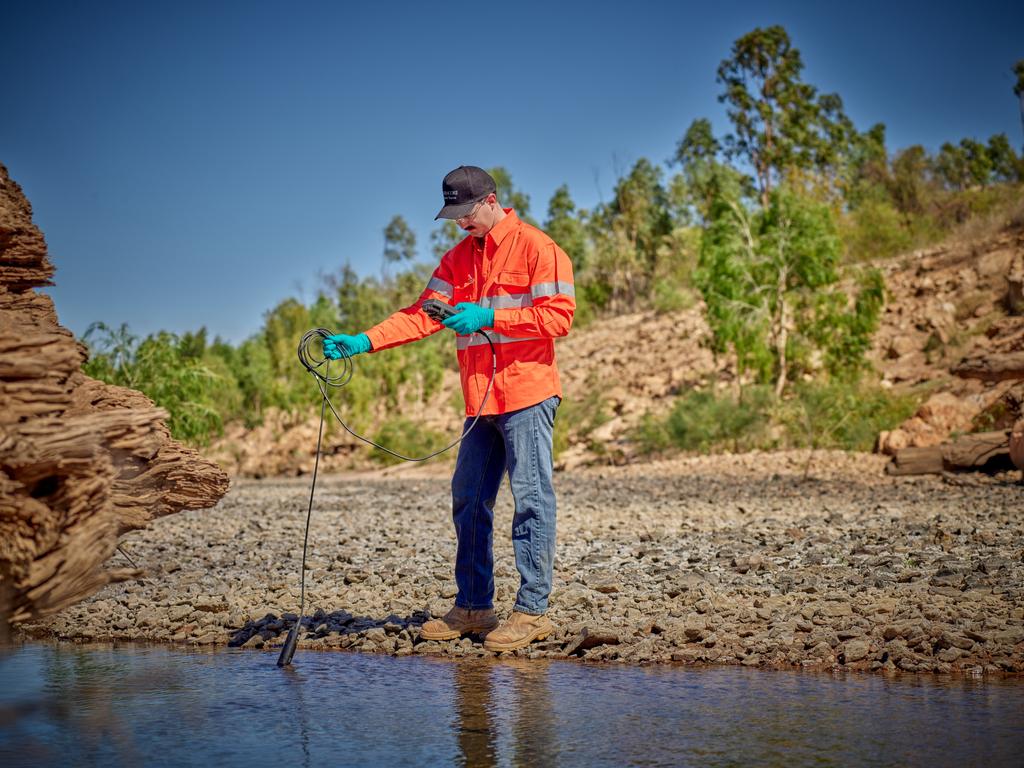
left=277, top=311, right=496, bottom=667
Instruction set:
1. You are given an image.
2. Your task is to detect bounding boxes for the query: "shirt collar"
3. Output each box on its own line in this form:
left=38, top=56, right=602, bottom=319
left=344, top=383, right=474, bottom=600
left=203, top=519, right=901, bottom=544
left=485, top=208, right=519, bottom=247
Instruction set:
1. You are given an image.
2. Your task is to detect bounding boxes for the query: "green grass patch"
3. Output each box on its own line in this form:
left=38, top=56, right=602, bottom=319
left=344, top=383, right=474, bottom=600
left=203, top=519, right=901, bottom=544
left=634, top=379, right=920, bottom=456
left=633, top=385, right=774, bottom=454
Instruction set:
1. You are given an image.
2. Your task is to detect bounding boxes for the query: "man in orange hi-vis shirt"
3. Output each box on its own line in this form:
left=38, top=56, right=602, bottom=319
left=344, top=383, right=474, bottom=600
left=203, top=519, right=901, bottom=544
left=322, top=166, right=575, bottom=652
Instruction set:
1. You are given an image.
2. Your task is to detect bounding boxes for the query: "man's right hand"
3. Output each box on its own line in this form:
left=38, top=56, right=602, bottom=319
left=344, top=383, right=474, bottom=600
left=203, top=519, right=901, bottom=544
left=322, top=333, right=372, bottom=360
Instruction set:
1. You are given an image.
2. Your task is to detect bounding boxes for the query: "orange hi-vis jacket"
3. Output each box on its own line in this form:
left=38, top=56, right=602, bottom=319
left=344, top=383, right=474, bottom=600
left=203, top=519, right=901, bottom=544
left=364, top=209, right=575, bottom=416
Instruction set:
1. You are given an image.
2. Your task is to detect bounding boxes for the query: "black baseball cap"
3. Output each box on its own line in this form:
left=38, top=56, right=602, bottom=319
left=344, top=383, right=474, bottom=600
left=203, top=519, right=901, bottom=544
left=435, top=165, right=497, bottom=220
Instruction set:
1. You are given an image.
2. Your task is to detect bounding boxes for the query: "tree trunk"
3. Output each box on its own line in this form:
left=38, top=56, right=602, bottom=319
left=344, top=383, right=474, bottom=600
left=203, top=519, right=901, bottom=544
left=886, top=430, right=1012, bottom=475
left=951, top=351, right=1024, bottom=382
left=773, top=261, right=789, bottom=398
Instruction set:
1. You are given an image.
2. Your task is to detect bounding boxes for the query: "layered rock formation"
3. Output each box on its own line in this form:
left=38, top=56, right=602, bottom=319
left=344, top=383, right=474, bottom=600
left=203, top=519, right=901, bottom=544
left=874, top=223, right=1024, bottom=460
left=0, top=162, right=229, bottom=634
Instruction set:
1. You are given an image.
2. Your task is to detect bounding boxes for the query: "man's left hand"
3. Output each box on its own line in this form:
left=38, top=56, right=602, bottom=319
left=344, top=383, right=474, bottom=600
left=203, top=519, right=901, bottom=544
left=442, top=302, right=495, bottom=335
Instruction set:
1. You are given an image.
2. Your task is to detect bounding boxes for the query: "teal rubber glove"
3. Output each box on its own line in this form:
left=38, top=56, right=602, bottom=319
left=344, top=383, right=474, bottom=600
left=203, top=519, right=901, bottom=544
left=442, top=303, right=495, bottom=335
left=322, top=332, right=371, bottom=360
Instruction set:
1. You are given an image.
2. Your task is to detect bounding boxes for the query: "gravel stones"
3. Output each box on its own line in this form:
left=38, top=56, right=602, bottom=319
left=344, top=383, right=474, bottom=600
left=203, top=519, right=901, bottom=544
left=20, top=451, right=1024, bottom=676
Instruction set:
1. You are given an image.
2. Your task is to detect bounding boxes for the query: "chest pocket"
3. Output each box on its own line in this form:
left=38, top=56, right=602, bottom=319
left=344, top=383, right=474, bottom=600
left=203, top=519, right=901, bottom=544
left=493, top=270, right=530, bottom=295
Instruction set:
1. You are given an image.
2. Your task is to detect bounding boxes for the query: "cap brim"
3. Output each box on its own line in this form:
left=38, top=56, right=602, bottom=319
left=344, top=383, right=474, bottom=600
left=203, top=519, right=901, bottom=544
left=435, top=199, right=481, bottom=221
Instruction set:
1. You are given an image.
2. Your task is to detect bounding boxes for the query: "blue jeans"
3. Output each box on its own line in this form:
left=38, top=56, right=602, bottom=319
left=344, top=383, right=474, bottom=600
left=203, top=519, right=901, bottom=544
left=451, top=395, right=559, bottom=615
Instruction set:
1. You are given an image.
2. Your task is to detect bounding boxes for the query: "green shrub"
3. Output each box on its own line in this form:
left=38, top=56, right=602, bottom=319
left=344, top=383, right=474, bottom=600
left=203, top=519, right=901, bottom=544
left=840, top=197, right=913, bottom=262
left=632, top=380, right=918, bottom=457
left=781, top=380, right=919, bottom=451
left=634, top=386, right=774, bottom=454
left=651, top=281, right=696, bottom=313
left=697, top=186, right=883, bottom=395
left=83, top=325, right=225, bottom=445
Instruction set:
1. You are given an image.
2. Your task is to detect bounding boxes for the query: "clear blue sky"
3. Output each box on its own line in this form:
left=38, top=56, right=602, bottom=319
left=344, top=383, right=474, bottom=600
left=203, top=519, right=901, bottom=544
left=2, top=0, right=1022, bottom=344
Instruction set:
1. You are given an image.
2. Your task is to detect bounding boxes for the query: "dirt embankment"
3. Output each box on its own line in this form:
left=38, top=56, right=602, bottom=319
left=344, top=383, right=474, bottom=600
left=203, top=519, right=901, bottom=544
left=22, top=453, right=1024, bottom=675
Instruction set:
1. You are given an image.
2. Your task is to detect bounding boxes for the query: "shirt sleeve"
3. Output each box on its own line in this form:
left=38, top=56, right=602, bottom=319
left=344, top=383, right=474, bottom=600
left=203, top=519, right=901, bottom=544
left=491, top=241, right=575, bottom=338
left=363, top=255, right=456, bottom=352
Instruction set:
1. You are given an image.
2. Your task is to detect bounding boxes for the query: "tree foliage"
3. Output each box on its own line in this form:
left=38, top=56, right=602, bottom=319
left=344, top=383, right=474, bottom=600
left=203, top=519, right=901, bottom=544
left=716, top=25, right=854, bottom=207
left=587, top=158, right=675, bottom=310
left=696, top=185, right=884, bottom=394
left=671, top=118, right=747, bottom=223
left=83, top=324, right=224, bottom=444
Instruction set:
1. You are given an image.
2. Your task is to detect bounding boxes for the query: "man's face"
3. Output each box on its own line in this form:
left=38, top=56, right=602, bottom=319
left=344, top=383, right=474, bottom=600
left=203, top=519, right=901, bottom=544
left=456, top=194, right=499, bottom=236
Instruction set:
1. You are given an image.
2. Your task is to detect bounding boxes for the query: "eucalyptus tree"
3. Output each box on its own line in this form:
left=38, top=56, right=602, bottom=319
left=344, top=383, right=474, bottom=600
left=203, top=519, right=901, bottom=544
left=986, top=133, right=1023, bottom=182
left=671, top=118, right=746, bottom=224
left=716, top=25, right=854, bottom=207
left=382, top=214, right=417, bottom=280
left=587, top=158, right=673, bottom=310
left=696, top=185, right=883, bottom=397
left=934, top=139, right=995, bottom=190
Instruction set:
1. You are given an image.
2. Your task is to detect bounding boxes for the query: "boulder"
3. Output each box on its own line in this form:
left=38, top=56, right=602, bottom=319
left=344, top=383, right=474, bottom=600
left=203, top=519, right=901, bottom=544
left=877, top=392, right=980, bottom=455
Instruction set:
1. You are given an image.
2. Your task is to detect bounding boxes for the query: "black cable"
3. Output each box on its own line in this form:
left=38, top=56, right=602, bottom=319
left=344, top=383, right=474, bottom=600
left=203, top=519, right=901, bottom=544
left=277, top=327, right=497, bottom=666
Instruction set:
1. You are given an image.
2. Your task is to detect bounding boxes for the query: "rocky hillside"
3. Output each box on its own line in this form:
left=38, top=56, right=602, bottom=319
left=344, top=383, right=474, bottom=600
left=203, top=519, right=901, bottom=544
left=873, top=224, right=1024, bottom=453
left=207, top=217, right=1024, bottom=477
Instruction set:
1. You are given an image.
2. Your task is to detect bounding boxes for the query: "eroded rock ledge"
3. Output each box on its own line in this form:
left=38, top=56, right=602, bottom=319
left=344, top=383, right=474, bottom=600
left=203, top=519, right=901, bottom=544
left=0, top=162, right=229, bottom=632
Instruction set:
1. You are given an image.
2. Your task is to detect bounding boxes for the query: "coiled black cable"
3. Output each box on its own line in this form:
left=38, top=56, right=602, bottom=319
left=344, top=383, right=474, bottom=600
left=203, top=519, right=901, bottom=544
left=296, top=328, right=496, bottom=461
left=277, top=327, right=497, bottom=666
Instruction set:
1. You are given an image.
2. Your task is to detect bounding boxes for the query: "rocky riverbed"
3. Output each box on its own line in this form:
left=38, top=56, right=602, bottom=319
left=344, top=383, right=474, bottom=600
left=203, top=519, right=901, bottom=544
left=21, top=451, right=1024, bottom=675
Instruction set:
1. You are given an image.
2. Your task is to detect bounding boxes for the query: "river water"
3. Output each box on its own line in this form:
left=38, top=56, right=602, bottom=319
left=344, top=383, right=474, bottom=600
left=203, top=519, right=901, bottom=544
left=1, top=643, right=1022, bottom=767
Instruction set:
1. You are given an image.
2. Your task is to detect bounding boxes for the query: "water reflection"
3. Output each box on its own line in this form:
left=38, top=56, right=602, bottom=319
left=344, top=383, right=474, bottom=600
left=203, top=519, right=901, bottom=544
left=2, top=644, right=1023, bottom=767
left=279, top=666, right=313, bottom=768
left=2, top=643, right=189, bottom=766
left=453, top=661, right=496, bottom=765
left=452, top=660, right=560, bottom=768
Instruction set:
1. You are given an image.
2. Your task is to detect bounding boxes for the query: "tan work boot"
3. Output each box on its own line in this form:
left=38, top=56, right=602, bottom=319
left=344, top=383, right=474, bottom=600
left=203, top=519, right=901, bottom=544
left=419, top=606, right=499, bottom=641
left=483, top=611, right=554, bottom=652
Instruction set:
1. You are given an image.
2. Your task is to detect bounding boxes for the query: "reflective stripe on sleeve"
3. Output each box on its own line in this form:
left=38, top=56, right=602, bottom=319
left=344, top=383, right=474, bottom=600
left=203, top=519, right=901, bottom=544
left=456, top=332, right=544, bottom=350
left=530, top=281, right=576, bottom=299
left=426, top=277, right=454, bottom=298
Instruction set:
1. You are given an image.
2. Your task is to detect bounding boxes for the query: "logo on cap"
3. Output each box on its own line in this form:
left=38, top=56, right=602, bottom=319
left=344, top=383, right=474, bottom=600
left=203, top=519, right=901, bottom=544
left=435, top=165, right=497, bottom=220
